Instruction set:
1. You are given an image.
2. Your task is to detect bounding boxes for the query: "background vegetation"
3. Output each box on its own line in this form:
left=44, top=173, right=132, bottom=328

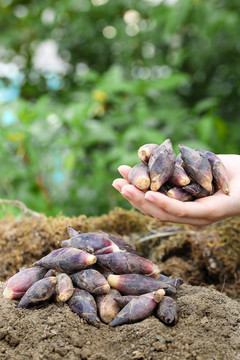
left=0, top=0, right=239, bottom=217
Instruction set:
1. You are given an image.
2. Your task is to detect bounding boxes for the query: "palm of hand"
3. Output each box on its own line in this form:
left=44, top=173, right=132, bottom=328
left=112, top=155, right=240, bottom=226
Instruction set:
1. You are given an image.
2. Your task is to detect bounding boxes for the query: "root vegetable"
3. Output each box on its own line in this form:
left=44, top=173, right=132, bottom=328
left=198, top=150, right=230, bottom=195
left=96, top=289, right=121, bottom=323
left=94, top=245, right=120, bottom=255
left=108, top=234, right=136, bottom=254
left=158, top=183, right=172, bottom=195
left=17, top=277, right=57, bottom=308
left=155, top=296, right=179, bottom=325
left=138, top=143, right=159, bottom=165
left=148, top=139, right=176, bottom=191
left=126, top=139, right=230, bottom=204
left=166, top=187, right=193, bottom=202
left=176, top=153, right=183, bottom=165
left=44, top=269, right=57, bottom=277
left=67, top=289, right=100, bottom=328
left=90, top=263, right=111, bottom=275
left=183, top=183, right=211, bottom=198
left=97, top=252, right=159, bottom=276
left=33, top=247, right=96, bottom=273
left=67, top=226, right=82, bottom=237
left=128, top=163, right=151, bottom=191
left=55, top=273, right=74, bottom=302
left=107, top=274, right=177, bottom=296
left=3, top=226, right=183, bottom=328
left=3, top=267, right=48, bottom=300
left=169, top=163, right=191, bottom=187
left=178, top=145, right=213, bottom=192
left=71, top=269, right=110, bottom=295
left=158, top=274, right=184, bottom=289
left=60, top=232, right=119, bottom=254
left=113, top=295, right=139, bottom=308
left=109, top=289, right=165, bottom=327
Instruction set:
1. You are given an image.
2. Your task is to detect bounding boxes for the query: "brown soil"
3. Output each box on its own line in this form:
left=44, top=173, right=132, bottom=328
left=0, top=282, right=240, bottom=360
left=0, top=208, right=240, bottom=359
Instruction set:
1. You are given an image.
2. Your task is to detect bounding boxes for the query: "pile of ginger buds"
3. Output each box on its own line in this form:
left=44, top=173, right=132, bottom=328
left=3, top=226, right=182, bottom=327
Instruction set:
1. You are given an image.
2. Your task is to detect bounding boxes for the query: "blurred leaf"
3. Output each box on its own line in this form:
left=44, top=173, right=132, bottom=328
left=214, top=117, right=228, bottom=140
left=193, top=98, right=219, bottom=114
left=145, top=73, right=190, bottom=92
left=7, top=132, right=26, bottom=142
left=64, top=153, right=76, bottom=171
left=195, top=116, right=215, bottom=143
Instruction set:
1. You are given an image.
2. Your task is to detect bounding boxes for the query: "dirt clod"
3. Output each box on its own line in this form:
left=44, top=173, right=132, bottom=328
left=153, top=341, right=167, bottom=352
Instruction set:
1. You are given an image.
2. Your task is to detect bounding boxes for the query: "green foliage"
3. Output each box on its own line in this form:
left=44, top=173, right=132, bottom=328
left=0, top=0, right=239, bottom=216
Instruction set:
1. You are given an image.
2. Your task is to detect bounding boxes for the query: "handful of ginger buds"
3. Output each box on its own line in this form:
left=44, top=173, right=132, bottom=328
left=128, top=139, right=230, bottom=201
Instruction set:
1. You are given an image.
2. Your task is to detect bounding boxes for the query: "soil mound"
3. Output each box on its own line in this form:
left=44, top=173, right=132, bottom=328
left=0, top=208, right=240, bottom=359
left=0, top=282, right=239, bottom=360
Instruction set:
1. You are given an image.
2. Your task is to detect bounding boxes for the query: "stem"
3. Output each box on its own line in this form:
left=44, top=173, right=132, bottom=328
left=0, top=199, right=42, bottom=218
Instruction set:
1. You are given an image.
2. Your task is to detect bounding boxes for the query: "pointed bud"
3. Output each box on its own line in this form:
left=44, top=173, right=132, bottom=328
left=183, top=183, right=210, bottom=198
left=108, top=234, right=136, bottom=253
left=97, top=252, right=159, bottom=276
left=56, top=273, right=74, bottom=302
left=128, top=163, right=150, bottom=191
left=17, top=277, right=57, bottom=308
left=166, top=187, right=193, bottom=202
left=176, top=153, right=183, bottom=165
left=138, top=143, right=159, bottom=165
left=44, top=269, right=57, bottom=278
left=158, top=274, right=184, bottom=289
left=95, top=244, right=120, bottom=255
left=155, top=296, right=179, bottom=325
left=158, top=183, right=172, bottom=195
left=33, top=247, right=96, bottom=273
left=67, top=226, right=80, bottom=238
left=199, top=150, right=230, bottom=195
left=178, top=145, right=213, bottom=192
left=60, top=232, right=119, bottom=254
left=169, top=163, right=191, bottom=187
left=109, top=289, right=165, bottom=327
left=114, top=295, right=139, bottom=308
left=89, top=263, right=110, bottom=275
left=67, top=289, right=100, bottom=328
left=71, top=269, right=110, bottom=295
left=96, top=289, right=121, bottom=324
left=3, top=267, right=48, bottom=300
left=149, top=139, right=176, bottom=191
left=107, top=274, right=177, bottom=296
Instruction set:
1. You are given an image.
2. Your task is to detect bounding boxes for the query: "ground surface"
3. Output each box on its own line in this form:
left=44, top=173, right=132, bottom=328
left=0, top=209, right=240, bottom=359
left=0, top=282, right=240, bottom=360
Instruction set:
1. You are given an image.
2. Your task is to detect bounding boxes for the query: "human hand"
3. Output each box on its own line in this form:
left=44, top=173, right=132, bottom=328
left=112, top=155, right=240, bottom=226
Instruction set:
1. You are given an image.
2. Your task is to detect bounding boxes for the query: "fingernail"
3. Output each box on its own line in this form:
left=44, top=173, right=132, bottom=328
left=112, top=182, right=121, bottom=191
left=145, top=193, right=154, bottom=202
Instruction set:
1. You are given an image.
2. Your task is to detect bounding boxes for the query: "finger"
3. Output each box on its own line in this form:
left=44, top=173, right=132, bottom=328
left=120, top=185, right=211, bottom=226
left=120, top=184, right=143, bottom=201
left=118, top=165, right=132, bottom=180
left=112, top=178, right=129, bottom=192
left=144, top=190, right=231, bottom=220
left=217, top=155, right=240, bottom=178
